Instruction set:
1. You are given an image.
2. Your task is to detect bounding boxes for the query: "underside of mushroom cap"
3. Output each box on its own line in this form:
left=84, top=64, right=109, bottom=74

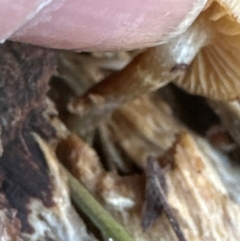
left=174, top=0, right=240, bottom=100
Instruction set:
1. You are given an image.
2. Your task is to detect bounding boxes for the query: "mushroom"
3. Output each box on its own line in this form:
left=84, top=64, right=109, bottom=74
left=175, top=0, right=240, bottom=100
left=67, top=0, right=240, bottom=131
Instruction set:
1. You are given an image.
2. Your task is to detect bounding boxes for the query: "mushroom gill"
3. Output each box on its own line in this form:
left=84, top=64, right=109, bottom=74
left=175, top=0, right=240, bottom=100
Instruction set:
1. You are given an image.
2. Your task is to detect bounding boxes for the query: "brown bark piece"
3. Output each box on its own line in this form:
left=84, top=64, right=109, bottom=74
left=0, top=41, right=56, bottom=234
left=0, top=41, right=56, bottom=146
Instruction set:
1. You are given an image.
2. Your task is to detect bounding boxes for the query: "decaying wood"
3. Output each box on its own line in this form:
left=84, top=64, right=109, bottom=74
left=207, top=100, right=240, bottom=203
left=2, top=9, right=240, bottom=239
left=51, top=47, right=240, bottom=240
left=57, top=131, right=240, bottom=241
left=210, top=100, right=240, bottom=146
left=56, top=134, right=104, bottom=193
left=104, top=94, right=185, bottom=167
left=142, top=156, right=187, bottom=241
left=31, top=134, right=98, bottom=241
left=0, top=42, right=55, bottom=147
left=0, top=42, right=96, bottom=241
left=0, top=41, right=56, bottom=237
left=36, top=134, right=134, bottom=241
left=0, top=192, right=22, bottom=241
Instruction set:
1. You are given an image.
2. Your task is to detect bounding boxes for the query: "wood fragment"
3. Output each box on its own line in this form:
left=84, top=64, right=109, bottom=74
left=34, top=134, right=135, bottom=241
left=142, top=156, right=166, bottom=230
left=209, top=100, right=240, bottom=145
left=142, top=156, right=187, bottom=241
left=0, top=192, right=22, bottom=241
left=67, top=133, right=240, bottom=241
left=105, top=94, right=185, bottom=167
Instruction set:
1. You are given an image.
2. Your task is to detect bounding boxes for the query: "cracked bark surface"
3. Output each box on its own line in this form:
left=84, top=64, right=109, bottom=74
left=0, top=41, right=56, bottom=236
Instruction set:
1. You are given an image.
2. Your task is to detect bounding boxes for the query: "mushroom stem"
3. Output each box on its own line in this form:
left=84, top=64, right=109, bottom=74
left=67, top=14, right=209, bottom=134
